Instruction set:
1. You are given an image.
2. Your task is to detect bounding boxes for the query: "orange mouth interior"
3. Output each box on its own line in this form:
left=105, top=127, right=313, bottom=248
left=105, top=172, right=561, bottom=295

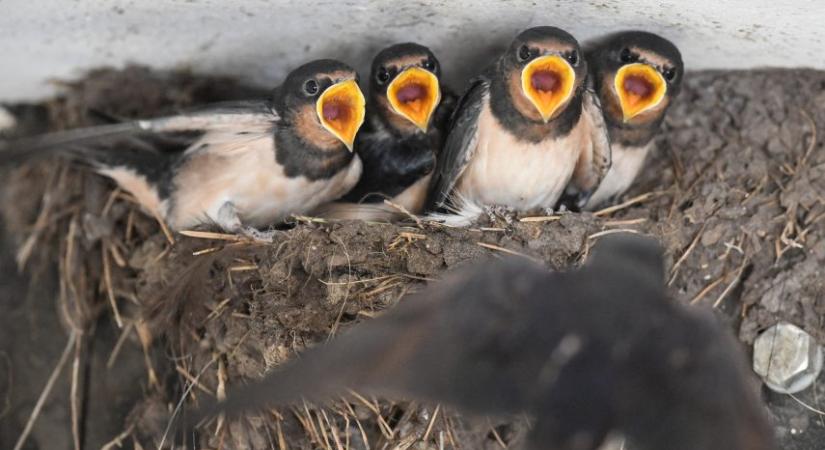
left=520, top=55, right=576, bottom=122
left=316, top=79, right=366, bottom=150
left=614, top=63, right=667, bottom=121
left=387, top=67, right=441, bottom=132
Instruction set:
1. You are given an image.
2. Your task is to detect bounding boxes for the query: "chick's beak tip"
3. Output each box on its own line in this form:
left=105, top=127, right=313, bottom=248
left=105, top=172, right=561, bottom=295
left=317, top=79, right=365, bottom=151
left=388, top=67, right=441, bottom=132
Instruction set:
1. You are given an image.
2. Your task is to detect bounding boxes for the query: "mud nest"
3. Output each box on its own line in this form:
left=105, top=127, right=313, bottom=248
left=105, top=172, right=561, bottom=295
left=2, top=66, right=824, bottom=449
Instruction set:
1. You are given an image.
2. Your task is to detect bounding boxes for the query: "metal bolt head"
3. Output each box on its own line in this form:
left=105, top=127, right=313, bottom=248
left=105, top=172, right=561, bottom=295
left=753, top=322, right=823, bottom=394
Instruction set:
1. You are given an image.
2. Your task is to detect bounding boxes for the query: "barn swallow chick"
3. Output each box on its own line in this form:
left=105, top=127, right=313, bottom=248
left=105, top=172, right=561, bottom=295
left=426, top=26, right=610, bottom=224
left=0, top=60, right=366, bottom=240
left=316, top=43, right=454, bottom=220
left=579, top=31, right=683, bottom=209
left=198, top=235, right=776, bottom=450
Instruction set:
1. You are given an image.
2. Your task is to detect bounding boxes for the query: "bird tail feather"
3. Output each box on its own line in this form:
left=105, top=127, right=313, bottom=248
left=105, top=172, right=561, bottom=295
left=423, top=192, right=484, bottom=227
left=0, top=122, right=146, bottom=165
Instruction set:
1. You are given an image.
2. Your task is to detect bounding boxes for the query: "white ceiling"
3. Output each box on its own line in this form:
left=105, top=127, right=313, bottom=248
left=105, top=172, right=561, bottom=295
left=0, top=0, right=822, bottom=101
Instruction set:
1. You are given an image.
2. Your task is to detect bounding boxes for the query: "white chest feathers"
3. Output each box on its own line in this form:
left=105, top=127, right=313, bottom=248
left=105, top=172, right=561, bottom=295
left=456, top=104, right=584, bottom=211
left=167, top=135, right=362, bottom=229
left=585, top=142, right=652, bottom=210
left=231, top=152, right=362, bottom=228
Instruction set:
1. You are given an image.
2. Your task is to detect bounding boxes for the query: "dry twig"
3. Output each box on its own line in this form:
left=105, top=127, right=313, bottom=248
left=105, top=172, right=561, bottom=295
left=13, top=331, right=77, bottom=450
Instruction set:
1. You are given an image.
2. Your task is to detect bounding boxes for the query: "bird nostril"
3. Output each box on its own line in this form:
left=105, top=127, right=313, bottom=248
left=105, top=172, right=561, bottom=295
left=623, top=75, right=653, bottom=98
left=531, top=70, right=560, bottom=92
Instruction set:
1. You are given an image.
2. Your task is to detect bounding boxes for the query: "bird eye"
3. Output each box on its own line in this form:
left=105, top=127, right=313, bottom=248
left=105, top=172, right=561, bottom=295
left=567, top=50, right=579, bottom=66
left=422, top=59, right=435, bottom=71
left=517, top=45, right=532, bottom=62
left=376, top=67, right=391, bottom=84
left=663, top=67, right=676, bottom=81
left=303, top=79, right=319, bottom=95
left=620, top=48, right=634, bottom=63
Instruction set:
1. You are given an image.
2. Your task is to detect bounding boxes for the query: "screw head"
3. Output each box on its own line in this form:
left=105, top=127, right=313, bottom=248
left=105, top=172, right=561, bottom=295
left=753, top=322, right=823, bottom=394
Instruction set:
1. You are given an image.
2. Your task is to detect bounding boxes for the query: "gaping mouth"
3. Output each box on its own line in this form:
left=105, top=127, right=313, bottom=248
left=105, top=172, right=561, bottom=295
left=387, top=67, right=441, bottom=132
left=614, top=63, right=667, bottom=121
left=521, top=55, right=576, bottom=122
left=316, top=79, right=366, bottom=151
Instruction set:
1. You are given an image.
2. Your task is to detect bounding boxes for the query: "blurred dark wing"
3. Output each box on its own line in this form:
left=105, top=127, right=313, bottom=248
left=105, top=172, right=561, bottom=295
left=586, top=233, right=665, bottom=286
left=425, top=77, right=489, bottom=210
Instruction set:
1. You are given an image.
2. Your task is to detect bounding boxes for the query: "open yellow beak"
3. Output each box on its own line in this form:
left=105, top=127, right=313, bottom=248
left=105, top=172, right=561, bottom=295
left=614, top=63, right=667, bottom=121
left=521, top=55, right=576, bottom=123
left=316, top=79, right=366, bottom=151
left=387, top=67, right=441, bottom=132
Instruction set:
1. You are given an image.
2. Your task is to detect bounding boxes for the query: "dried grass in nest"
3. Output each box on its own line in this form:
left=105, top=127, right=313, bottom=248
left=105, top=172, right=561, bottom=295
left=5, top=67, right=825, bottom=449
left=2, top=160, right=169, bottom=450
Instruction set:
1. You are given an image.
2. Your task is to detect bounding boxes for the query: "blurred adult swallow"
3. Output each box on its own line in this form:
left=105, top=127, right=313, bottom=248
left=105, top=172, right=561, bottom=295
left=579, top=31, right=683, bottom=210
left=426, top=26, right=611, bottom=224
left=199, top=235, right=776, bottom=450
left=0, top=60, right=367, bottom=240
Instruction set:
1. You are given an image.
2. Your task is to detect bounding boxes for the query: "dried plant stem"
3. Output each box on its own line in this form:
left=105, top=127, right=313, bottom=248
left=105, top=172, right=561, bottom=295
left=14, top=331, right=77, bottom=450
left=70, top=335, right=84, bottom=450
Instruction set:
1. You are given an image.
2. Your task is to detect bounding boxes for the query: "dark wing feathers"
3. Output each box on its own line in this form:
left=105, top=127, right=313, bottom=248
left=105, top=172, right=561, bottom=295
left=586, top=231, right=664, bottom=283
left=425, top=77, right=489, bottom=210
left=0, top=99, right=277, bottom=165
left=0, top=121, right=148, bottom=161
left=201, top=308, right=432, bottom=417
left=560, top=88, right=612, bottom=210
left=431, top=86, right=459, bottom=138
left=343, top=132, right=435, bottom=203
left=582, top=88, right=612, bottom=184
left=144, top=100, right=277, bottom=133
